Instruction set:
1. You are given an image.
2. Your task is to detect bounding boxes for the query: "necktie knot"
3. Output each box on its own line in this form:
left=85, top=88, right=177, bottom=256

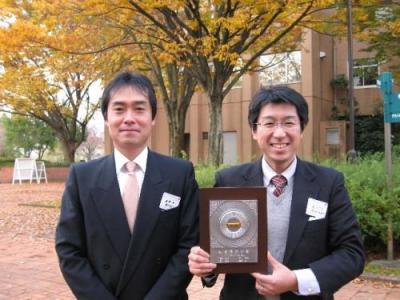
left=125, top=161, right=136, bottom=173
left=271, top=175, right=287, bottom=197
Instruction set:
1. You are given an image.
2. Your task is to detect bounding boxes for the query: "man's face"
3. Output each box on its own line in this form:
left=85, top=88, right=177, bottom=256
left=105, top=86, right=155, bottom=159
left=252, top=102, right=303, bottom=173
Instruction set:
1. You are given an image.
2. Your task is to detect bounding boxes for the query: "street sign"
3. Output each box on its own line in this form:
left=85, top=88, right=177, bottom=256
left=378, top=72, right=400, bottom=123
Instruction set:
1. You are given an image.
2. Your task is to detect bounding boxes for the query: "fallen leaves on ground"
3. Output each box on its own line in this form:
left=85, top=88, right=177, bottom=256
left=0, top=183, right=64, bottom=239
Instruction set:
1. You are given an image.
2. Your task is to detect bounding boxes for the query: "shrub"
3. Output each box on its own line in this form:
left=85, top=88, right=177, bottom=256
left=195, top=164, right=219, bottom=188
left=0, top=157, right=15, bottom=167
left=323, top=154, right=400, bottom=246
left=355, top=114, right=400, bottom=155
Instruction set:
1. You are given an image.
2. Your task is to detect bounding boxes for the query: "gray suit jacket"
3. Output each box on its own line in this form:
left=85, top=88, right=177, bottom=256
left=55, top=151, right=199, bottom=300
left=211, top=158, right=365, bottom=300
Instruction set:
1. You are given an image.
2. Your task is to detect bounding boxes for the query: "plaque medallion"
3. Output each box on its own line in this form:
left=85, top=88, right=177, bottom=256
left=200, top=187, right=267, bottom=273
left=209, top=200, right=258, bottom=264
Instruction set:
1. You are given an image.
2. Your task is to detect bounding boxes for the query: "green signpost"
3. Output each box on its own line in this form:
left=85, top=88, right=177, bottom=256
left=379, top=72, right=400, bottom=123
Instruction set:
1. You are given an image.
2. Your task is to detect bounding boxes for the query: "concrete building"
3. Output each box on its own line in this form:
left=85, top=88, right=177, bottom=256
left=105, top=29, right=396, bottom=164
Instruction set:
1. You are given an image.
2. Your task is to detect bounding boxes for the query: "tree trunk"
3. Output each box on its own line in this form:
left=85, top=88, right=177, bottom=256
left=159, top=66, right=196, bottom=159
left=168, top=117, right=186, bottom=158
left=163, top=90, right=192, bottom=158
left=207, top=95, right=224, bottom=166
left=60, top=139, right=76, bottom=163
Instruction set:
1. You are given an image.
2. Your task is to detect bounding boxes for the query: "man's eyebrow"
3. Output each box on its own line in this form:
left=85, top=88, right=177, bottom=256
left=110, top=101, right=125, bottom=106
left=259, top=115, right=297, bottom=120
left=132, top=100, right=148, bottom=105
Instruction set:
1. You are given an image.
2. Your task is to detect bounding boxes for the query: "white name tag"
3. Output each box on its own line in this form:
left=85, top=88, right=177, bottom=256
left=306, top=198, right=328, bottom=221
left=159, top=192, right=181, bottom=210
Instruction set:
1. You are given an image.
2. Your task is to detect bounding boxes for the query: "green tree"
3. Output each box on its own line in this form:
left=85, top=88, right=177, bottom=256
left=1, top=115, right=56, bottom=159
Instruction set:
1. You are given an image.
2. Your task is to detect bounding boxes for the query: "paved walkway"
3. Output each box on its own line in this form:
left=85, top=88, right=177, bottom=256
left=0, top=183, right=399, bottom=299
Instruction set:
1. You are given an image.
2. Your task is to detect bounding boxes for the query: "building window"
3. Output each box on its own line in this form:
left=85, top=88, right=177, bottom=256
left=223, top=132, right=237, bottom=165
left=326, top=128, right=340, bottom=145
left=259, top=51, right=301, bottom=86
left=353, top=58, right=378, bottom=87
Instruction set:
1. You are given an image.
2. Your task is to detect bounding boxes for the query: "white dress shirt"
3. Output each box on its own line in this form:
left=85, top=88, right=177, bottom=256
left=114, top=147, right=148, bottom=197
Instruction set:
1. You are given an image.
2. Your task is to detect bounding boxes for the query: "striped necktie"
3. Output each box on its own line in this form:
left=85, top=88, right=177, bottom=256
left=271, top=175, right=287, bottom=197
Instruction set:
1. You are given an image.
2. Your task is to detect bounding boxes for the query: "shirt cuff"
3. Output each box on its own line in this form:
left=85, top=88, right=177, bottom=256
left=293, top=268, right=321, bottom=295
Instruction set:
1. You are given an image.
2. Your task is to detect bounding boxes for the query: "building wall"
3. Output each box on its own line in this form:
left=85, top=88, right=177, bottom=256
left=334, top=38, right=384, bottom=116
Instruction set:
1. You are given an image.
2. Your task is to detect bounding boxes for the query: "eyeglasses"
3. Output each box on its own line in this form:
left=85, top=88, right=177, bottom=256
left=253, top=121, right=299, bottom=130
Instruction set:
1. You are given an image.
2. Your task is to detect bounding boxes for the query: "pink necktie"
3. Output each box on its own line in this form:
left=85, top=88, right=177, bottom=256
left=271, top=175, right=287, bottom=197
left=122, top=161, right=139, bottom=233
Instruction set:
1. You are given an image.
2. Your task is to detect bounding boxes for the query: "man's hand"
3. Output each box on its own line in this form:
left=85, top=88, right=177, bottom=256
left=188, top=246, right=217, bottom=277
left=251, top=252, right=298, bottom=296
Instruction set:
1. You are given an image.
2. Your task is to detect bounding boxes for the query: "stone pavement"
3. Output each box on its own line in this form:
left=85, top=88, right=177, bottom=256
left=1, top=183, right=400, bottom=299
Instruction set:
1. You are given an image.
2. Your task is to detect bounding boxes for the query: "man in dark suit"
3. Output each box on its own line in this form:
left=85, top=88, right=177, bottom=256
left=55, top=72, right=199, bottom=300
left=188, top=86, right=364, bottom=300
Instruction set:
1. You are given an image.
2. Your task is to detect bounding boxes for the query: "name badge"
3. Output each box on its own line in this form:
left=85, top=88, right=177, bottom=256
left=159, top=192, right=181, bottom=210
left=306, top=197, right=328, bottom=221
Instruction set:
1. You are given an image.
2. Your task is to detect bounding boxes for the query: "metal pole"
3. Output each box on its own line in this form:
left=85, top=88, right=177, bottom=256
left=347, top=0, right=356, bottom=160
left=384, top=123, right=393, bottom=191
left=384, top=122, right=394, bottom=260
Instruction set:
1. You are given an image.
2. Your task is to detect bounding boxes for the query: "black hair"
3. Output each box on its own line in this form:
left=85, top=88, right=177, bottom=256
left=248, top=86, right=309, bottom=131
left=101, top=71, right=157, bottom=120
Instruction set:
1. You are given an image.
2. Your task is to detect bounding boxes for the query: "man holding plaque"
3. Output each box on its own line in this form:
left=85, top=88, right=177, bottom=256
left=188, top=86, right=365, bottom=299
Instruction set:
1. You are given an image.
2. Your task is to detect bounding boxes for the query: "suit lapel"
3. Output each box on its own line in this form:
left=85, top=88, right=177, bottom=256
left=91, top=155, right=131, bottom=264
left=283, top=159, right=320, bottom=264
left=242, top=159, right=264, bottom=187
left=117, top=151, right=170, bottom=294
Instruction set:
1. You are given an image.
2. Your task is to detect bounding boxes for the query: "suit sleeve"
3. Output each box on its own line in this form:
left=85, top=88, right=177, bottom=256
left=309, top=171, right=365, bottom=294
left=144, top=162, right=199, bottom=300
left=55, top=166, right=117, bottom=300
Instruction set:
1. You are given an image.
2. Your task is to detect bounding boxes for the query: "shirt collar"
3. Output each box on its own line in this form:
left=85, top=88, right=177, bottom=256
left=114, top=147, right=148, bottom=174
left=261, top=156, right=297, bottom=185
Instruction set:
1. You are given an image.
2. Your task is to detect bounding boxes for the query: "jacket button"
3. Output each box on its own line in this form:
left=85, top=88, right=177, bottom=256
left=103, top=264, right=110, bottom=270
left=156, top=258, right=161, bottom=264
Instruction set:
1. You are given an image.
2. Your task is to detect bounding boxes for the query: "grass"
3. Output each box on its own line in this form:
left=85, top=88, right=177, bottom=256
left=19, top=199, right=61, bottom=209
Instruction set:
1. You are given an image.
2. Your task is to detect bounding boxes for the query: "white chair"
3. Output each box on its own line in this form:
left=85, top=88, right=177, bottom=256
left=35, top=161, right=48, bottom=183
left=12, top=158, right=39, bottom=184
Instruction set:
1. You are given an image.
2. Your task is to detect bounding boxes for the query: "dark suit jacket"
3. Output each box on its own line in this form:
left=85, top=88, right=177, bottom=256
left=212, top=158, right=365, bottom=300
left=55, top=150, right=199, bottom=300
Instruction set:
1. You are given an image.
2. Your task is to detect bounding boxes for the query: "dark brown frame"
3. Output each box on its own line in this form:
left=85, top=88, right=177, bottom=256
left=200, top=187, right=267, bottom=273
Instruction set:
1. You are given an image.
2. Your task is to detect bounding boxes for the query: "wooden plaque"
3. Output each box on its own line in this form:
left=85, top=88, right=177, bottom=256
left=200, top=187, right=267, bottom=273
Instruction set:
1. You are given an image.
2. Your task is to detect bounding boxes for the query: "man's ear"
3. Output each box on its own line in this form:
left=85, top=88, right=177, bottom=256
left=251, top=128, right=258, bottom=140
